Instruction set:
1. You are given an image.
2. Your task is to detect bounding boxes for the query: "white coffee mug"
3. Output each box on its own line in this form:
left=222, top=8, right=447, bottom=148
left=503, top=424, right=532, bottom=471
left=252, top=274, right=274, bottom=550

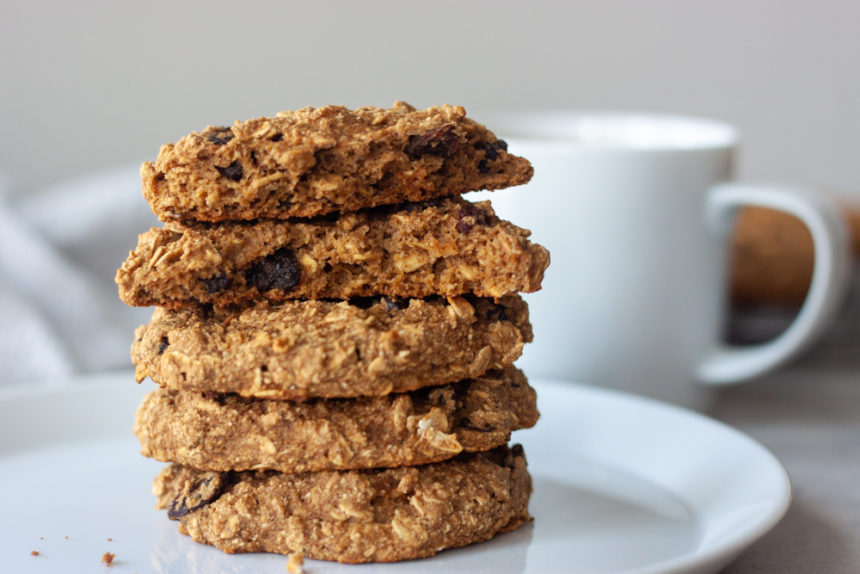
left=470, top=112, right=850, bottom=407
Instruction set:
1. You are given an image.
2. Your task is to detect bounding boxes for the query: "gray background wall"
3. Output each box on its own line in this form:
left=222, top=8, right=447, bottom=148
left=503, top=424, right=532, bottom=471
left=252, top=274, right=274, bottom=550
left=2, top=0, right=858, bottom=199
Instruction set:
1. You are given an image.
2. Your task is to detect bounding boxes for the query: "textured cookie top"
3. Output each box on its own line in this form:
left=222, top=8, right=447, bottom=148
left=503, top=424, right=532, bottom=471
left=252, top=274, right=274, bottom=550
left=142, top=102, right=533, bottom=222
left=116, top=198, right=550, bottom=307
left=133, top=294, right=531, bottom=400
left=135, top=366, right=538, bottom=473
left=154, top=445, right=531, bottom=563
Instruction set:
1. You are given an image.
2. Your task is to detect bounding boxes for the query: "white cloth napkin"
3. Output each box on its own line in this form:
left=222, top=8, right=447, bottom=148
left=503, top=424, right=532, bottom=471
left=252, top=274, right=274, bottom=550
left=0, top=165, right=157, bottom=386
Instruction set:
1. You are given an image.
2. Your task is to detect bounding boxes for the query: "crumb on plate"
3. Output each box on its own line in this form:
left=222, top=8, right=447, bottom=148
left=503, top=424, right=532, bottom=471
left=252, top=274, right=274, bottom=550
left=102, top=552, right=116, bottom=566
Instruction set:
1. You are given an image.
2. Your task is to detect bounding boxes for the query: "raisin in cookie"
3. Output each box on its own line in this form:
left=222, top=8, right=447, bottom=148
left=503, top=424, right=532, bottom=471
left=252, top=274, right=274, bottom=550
left=154, top=445, right=531, bottom=563
left=116, top=198, right=550, bottom=308
left=135, top=367, right=538, bottom=473
left=142, top=102, right=533, bottom=222
left=132, top=295, right=530, bottom=400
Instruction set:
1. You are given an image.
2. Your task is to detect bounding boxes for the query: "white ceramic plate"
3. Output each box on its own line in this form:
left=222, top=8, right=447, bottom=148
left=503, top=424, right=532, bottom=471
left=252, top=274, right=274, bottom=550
left=0, top=372, right=790, bottom=574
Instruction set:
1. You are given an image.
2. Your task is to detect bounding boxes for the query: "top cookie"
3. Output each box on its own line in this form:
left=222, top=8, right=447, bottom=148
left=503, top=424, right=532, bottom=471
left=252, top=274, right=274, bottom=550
left=142, top=102, right=533, bottom=222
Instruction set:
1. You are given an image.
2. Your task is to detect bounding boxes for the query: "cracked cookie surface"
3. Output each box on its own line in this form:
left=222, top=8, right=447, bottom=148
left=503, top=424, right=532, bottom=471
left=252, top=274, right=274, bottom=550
left=116, top=198, right=550, bottom=308
left=135, top=367, right=537, bottom=473
left=142, top=102, right=533, bottom=222
left=132, top=294, right=530, bottom=400
left=154, top=445, right=531, bottom=563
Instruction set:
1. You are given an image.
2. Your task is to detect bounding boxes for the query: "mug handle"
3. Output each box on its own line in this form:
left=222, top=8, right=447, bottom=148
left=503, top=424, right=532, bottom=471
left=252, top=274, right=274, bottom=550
left=697, top=183, right=851, bottom=385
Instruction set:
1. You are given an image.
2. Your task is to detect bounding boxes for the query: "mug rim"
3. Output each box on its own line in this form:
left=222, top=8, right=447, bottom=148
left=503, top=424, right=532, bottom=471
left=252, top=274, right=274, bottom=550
left=472, top=110, right=739, bottom=151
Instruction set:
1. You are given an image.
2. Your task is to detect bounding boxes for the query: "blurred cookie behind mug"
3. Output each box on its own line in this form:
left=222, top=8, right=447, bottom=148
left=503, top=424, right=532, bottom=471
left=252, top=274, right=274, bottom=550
left=731, top=198, right=860, bottom=307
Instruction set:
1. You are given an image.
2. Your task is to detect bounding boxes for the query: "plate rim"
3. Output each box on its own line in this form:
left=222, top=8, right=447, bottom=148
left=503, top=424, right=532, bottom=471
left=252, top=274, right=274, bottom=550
left=531, top=377, right=792, bottom=574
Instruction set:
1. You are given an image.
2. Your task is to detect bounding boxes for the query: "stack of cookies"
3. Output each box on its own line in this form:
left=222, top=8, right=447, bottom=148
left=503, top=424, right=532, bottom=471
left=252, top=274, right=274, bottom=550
left=116, top=102, right=550, bottom=563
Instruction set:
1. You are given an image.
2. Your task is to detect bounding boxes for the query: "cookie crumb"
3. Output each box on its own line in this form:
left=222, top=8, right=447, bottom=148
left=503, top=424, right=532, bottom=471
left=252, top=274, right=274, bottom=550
left=31, top=550, right=39, bottom=556
left=286, top=551, right=305, bottom=573
left=40, top=537, right=44, bottom=540
left=65, top=536, right=69, bottom=540
left=107, top=537, right=113, bottom=542
left=102, top=552, right=116, bottom=566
